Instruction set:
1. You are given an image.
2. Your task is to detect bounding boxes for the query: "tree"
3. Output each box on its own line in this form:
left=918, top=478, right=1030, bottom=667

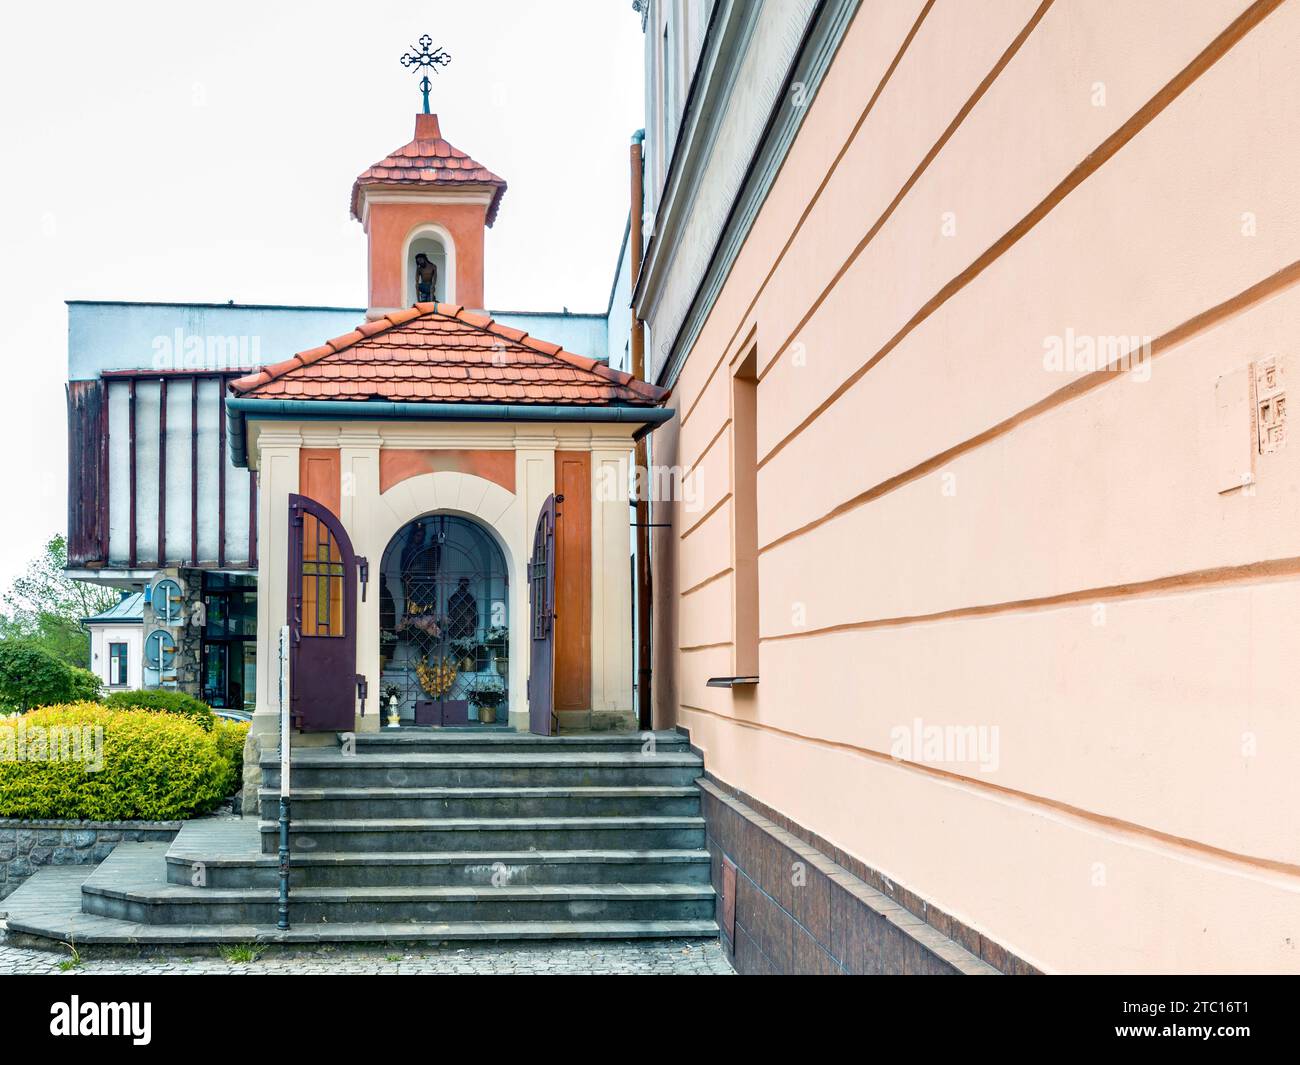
left=0, top=640, right=102, bottom=711
left=0, top=534, right=119, bottom=668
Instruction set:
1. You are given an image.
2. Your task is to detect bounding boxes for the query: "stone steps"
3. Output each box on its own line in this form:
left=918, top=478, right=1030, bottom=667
left=2, top=729, right=718, bottom=948
left=260, top=750, right=704, bottom=789
left=268, top=815, right=707, bottom=854
left=257, top=785, right=703, bottom=820
left=164, top=847, right=712, bottom=889
left=353, top=729, right=688, bottom=755
left=83, top=874, right=714, bottom=926
left=2, top=863, right=716, bottom=947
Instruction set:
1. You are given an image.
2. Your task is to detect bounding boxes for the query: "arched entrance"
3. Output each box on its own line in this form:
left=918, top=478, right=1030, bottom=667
left=378, top=513, right=509, bottom=726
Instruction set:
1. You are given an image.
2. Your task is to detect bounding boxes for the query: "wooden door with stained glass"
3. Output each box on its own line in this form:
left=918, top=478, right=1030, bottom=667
left=287, top=493, right=359, bottom=731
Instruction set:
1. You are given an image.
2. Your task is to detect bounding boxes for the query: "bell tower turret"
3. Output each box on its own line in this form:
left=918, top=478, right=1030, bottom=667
left=350, top=113, right=507, bottom=316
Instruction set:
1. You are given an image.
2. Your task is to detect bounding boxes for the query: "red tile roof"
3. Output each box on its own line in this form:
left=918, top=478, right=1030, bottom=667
left=228, top=303, right=666, bottom=407
left=351, top=114, right=507, bottom=225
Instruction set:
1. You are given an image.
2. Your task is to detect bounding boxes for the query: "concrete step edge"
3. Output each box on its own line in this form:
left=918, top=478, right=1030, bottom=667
left=262, top=816, right=706, bottom=832
left=82, top=883, right=716, bottom=905
left=257, top=786, right=700, bottom=799
left=259, top=752, right=702, bottom=768
left=351, top=731, right=686, bottom=744
left=164, top=848, right=712, bottom=868
left=5, top=915, right=720, bottom=946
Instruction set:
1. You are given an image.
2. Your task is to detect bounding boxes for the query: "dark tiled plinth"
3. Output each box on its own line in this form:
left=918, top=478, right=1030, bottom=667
left=699, top=780, right=1000, bottom=976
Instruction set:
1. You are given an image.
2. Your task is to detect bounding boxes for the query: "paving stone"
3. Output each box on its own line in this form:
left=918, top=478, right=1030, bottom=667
left=0, top=939, right=731, bottom=975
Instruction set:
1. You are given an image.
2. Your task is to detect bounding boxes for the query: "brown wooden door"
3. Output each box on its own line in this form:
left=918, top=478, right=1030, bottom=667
left=288, top=493, right=358, bottom=732
left=553, top=452, right=591, bottom=711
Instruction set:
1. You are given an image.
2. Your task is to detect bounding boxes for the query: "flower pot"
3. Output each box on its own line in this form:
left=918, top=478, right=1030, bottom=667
left=494, top=656, right=508, bottom=678
left=478, top=705, right=497, bottom=725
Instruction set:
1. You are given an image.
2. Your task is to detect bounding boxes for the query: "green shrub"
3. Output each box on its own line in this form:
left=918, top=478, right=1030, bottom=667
left=214, top=718, right=250, bottom=790
left=0, top=640, right=104, bottom=711
left=0, top=702, right=231, bottom=820
left=66, top=666, right=103, bottom=703
left=104, top=689, right=215, bottom=731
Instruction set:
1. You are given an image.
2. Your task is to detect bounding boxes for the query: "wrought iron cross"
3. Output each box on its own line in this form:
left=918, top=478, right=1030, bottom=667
left=400, top=35, right=452, bottom=114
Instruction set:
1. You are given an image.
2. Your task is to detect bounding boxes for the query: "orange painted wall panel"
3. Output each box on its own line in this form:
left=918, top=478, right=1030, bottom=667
left=299, top=448, right=341, bottom=517
left=379, top=449, right=515, bottom=495
left=554, top=451, right=592, bottom=711
left=366, top=201, right=487, bottom=310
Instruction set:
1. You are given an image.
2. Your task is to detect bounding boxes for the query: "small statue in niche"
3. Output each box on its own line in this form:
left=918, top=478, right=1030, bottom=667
left=447, top=577, right=478, bottom=641
left=415, top=253, right=438, bottom=303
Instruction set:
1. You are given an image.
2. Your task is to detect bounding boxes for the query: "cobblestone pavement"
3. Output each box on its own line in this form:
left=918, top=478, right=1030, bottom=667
left=0, top=935, right=733, bottom=975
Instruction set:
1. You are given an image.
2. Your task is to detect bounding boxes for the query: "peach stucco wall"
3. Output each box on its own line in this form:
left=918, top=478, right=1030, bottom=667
left=659, top=0, right=1300, bottom=972
left=366, top=201, right=488, bottom=310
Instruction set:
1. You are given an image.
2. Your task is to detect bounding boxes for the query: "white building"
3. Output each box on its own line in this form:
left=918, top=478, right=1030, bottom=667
left=82, top=591, right=144, bottom=692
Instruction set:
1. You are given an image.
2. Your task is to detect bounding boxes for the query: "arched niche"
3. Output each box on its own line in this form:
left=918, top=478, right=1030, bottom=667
left=371, top=471, right=525, bottom=728
left=402, top=223, right=456, bottom=306
left=378, top=513, right=509, bottom=724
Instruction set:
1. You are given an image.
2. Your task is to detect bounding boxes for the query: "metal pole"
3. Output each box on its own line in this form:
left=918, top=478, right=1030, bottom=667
left=277, top=796, right=290, bottom=931
left=629, top=130, right=654, bottom=731
left=277, top=625, right=291, bottom=931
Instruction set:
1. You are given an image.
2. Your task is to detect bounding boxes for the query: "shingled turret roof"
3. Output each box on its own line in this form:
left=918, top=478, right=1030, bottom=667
left=350, top=114, right=507, bottom=225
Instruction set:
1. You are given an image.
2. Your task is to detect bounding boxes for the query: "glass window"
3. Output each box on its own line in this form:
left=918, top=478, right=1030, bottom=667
left=206, top=594, right=228, bottom=638
left=201, top=573, right=258, bottom=710
left=108, top=642, right=129, bottom=686
left=301, top=513, right=345, bottom=637
left=203, top=643, right=226, bottom=707
left=379, top=514, right=509, bottom=722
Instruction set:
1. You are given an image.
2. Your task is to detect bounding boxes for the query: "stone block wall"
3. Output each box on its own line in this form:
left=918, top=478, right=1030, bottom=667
left=0, top=820, right=181, bottom=901
left=142, top=568, right=205, bottom=699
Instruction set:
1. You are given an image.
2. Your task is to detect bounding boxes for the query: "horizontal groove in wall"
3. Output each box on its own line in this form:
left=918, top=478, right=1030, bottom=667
left=681, top=566, right=733, bottom=598
left=759, top=0, right=1284, bottom=470
left=678, top=492, right=730, bottom=541
left=759, top=554, right=1300, bottom=642
left=679, top=703, right=1300, bottom=880
left=679, top=641, right=733, bottom=654
left=679, top=0, right=937, bottom=430
left=683, top=417, right=732, bottom=479
left=753, top=0, right=1283, bottom=472
left=754, top=0, right=1055, bottom=398
left=758, top=257, right=1300, bottom=558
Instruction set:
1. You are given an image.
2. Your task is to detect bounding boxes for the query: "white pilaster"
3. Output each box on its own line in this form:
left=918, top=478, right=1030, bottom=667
left=339, top=431, right=383, bottom=733
left=250, top=428, right=301, bottom=748
left=513, top=434, right=558, bottom=732
left=590, top=438, right=636, bottom=721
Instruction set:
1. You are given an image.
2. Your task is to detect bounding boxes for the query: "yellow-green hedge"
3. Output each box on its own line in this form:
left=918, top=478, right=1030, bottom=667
left=214, top=718, right=250, bottom=786
left=103, top=689, right=216, bottom=731
left=0, top=703, right=237, bottom=821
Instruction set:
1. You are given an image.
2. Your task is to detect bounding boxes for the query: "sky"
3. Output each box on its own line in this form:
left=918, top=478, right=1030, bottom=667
left=0, top=0, right=646, bottom=590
